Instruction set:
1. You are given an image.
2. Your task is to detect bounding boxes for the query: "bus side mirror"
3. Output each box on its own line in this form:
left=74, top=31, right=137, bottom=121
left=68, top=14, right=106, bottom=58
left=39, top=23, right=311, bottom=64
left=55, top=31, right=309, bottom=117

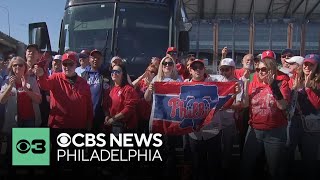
left=29, top=22, right=52, bottom=52
left=178, top=31, right=189, bottom=52
left=34, top=27, right=49, bottom=49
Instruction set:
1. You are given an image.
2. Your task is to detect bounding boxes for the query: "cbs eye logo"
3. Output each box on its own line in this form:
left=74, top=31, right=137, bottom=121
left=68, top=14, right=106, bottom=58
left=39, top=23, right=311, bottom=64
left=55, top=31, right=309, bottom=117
left=57, top=133, right=71, bottom=147
left=16, top=139, right=46, bottom=154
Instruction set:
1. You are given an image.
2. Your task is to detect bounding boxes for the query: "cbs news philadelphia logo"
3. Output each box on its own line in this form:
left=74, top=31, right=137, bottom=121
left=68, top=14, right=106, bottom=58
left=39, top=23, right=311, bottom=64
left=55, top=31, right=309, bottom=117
left=12, top=128, right=50, bottom=166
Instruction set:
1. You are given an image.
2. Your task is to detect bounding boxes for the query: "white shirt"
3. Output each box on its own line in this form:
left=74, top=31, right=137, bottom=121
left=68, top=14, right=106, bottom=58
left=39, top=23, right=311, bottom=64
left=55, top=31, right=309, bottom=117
left=210, top=74, right=243, bottom=128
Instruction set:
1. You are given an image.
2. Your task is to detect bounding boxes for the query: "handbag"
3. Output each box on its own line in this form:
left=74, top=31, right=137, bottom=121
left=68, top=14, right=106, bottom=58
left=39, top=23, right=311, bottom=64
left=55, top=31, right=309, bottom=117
left=297, top=103, right=320, bottom=133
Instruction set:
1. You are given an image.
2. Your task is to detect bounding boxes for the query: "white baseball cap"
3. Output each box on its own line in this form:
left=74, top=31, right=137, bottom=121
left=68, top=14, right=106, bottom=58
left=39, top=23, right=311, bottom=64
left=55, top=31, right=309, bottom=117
left=220, top=58, right=235, bottom=67
left=286, top=56, right=304, bottom=65
left=53, top=55, right=62, bottom=61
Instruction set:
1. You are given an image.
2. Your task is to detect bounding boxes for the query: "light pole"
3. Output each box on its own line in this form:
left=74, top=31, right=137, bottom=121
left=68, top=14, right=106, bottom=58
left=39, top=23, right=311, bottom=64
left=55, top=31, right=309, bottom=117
left=0, top=6, right=10, bottom=37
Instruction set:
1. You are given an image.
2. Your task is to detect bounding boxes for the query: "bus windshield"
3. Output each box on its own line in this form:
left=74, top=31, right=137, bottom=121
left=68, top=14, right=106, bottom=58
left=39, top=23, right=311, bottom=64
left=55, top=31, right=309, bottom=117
left=62, top=2, right=170, bottom=77
left=62, top=4, right=114, bottom=53
left=115, top=3, right=169, bottom=76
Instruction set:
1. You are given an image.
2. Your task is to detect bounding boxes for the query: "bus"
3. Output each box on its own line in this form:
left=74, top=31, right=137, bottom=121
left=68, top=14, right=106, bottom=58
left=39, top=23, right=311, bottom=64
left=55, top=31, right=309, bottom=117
left=29, top=0, right=192, bottom=79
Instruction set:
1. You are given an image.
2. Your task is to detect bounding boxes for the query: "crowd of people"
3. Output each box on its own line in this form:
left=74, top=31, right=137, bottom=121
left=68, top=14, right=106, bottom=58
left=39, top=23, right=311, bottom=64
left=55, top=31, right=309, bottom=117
left=0, top=45, right=319, bottom=179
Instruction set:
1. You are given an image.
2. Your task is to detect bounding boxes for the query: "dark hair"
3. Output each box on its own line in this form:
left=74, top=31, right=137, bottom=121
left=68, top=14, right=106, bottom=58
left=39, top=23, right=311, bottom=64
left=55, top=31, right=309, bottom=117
left=112, top=63, right=130, bottom=87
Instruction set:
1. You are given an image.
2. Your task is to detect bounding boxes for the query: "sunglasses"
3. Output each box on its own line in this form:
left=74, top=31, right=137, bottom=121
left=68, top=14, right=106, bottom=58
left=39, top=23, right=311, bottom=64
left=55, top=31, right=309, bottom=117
left=256, top=67, right=268, bottom=73
left=219, top=67, right=231, bottom=72
left=191, top=65, right=204, bottom=71
left=111, top=69, right=122, bottom=75
left=162, top=61, right=174, bottom=66
left=12, top=64, right=24, bottom=67
left=169, top=52, right=177, bottom=55
left=62, top=62, right=74, bottom=67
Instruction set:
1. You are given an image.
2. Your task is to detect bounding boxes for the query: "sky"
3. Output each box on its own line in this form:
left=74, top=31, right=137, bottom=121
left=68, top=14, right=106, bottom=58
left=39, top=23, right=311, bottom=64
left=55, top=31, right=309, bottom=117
left=0, top=0, right=66, bottom=51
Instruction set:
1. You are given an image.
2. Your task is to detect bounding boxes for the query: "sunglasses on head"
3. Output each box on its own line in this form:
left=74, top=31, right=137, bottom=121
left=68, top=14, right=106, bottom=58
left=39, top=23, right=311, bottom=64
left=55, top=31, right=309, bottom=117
left=62, top=62, right=74, bottom=67
left=191, top=65, right=204, bottom=70
left=162, top=61, right=174, bottom=66
left=111, top=69, right=122, bottom=75
left=219, top=67, right=231, bottom=72
left=256, top=67, right=268, bottom=73
left=12, top=64, right=24, bottom=67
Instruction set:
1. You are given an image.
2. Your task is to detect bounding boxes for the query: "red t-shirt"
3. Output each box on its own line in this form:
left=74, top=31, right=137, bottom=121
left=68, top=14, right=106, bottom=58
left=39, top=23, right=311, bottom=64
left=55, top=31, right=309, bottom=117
left=16, top=83, right=35, bottom=121
left=248, top=76, right=290, bottom=130
left=136, top=79, right=152, bottom=120
left=234, top=68, right=246, bottom=79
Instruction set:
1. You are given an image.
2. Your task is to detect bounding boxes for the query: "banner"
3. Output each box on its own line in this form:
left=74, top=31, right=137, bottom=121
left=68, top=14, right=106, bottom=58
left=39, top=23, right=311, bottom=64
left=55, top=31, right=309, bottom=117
left=149, top=81, right=236, bottom=135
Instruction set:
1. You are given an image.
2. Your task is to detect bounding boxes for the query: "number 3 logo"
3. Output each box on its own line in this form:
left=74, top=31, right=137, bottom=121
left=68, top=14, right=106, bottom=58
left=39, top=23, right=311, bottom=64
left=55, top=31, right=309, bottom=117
left=16, top=139, right=46, bottom=154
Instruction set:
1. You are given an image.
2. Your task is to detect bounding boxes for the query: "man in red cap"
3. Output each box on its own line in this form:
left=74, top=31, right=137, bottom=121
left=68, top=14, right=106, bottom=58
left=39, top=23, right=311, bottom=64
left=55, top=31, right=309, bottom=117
left=34, top=51, right=93, bottom=129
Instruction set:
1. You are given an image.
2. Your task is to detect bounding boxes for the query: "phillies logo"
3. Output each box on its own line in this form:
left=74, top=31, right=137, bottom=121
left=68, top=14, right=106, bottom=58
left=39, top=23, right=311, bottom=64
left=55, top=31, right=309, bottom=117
left=167, top=85, right=219, bottom=130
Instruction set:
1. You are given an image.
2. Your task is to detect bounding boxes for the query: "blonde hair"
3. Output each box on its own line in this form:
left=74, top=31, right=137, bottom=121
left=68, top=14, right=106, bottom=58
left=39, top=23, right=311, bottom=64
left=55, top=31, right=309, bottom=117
left=155, top=55, right=179, bottom=82
left=7, top=56, right=28, bottom=75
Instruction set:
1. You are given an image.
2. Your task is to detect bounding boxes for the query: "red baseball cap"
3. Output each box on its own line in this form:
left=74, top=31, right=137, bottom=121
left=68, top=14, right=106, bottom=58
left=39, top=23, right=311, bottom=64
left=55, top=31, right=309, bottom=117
left=261, top=50, right=276, bottom=60
left=166, top=47, right=177, bottom=54
left=304, top=54, right=320, bottom=64
left=190, top=59, right=205, bottom=67
left=62, top=52, right=78, bottom=63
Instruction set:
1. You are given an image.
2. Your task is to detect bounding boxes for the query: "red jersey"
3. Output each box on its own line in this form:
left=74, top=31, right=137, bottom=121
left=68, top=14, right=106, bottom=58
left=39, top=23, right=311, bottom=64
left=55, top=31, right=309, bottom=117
left=38, top=73, right=93, bottom=129
left=107, top=84, right=139, bottom=129
left=16, top=83, right=35, bottom=121
left=248, top=74, right=290, bottom=130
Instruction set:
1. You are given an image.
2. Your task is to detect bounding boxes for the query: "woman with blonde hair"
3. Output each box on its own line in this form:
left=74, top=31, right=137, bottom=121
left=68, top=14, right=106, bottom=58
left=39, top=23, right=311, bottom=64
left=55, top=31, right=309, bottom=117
left=0, top=56, right=42, bottom=130
left=0, top=56, right=42, bottom=166
left=144, top=55, right=182, bottom=179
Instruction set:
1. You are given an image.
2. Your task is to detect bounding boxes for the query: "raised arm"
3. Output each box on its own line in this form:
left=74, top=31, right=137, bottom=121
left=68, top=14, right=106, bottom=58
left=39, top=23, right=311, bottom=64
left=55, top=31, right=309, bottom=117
left=34, top=66, right=54, bottom=91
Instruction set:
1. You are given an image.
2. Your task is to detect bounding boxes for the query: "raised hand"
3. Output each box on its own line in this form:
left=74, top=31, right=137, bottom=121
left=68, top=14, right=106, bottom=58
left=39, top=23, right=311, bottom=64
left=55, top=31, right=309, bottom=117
left=305, top=71, right=312, bottom=88
left=222, top=47, right=228, bottom=58
left=148, top=83, right=154, bottom=92
left=33, top=65, right=44, bottom=77
left=234, top=82, right=241, bottom=94
left=21, top=76, right=30, bottom=91
left=8, top=75, right=16, bottom=86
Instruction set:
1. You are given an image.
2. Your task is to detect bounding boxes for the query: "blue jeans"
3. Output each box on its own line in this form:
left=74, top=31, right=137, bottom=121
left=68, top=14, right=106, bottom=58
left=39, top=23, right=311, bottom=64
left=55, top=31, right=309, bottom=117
left=241, top=126, right=287, bottom=180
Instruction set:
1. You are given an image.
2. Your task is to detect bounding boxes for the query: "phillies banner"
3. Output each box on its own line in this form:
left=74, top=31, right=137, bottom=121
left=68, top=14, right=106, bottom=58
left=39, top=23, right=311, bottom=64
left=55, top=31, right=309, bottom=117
left=149, top=81, right=236, bottom=135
